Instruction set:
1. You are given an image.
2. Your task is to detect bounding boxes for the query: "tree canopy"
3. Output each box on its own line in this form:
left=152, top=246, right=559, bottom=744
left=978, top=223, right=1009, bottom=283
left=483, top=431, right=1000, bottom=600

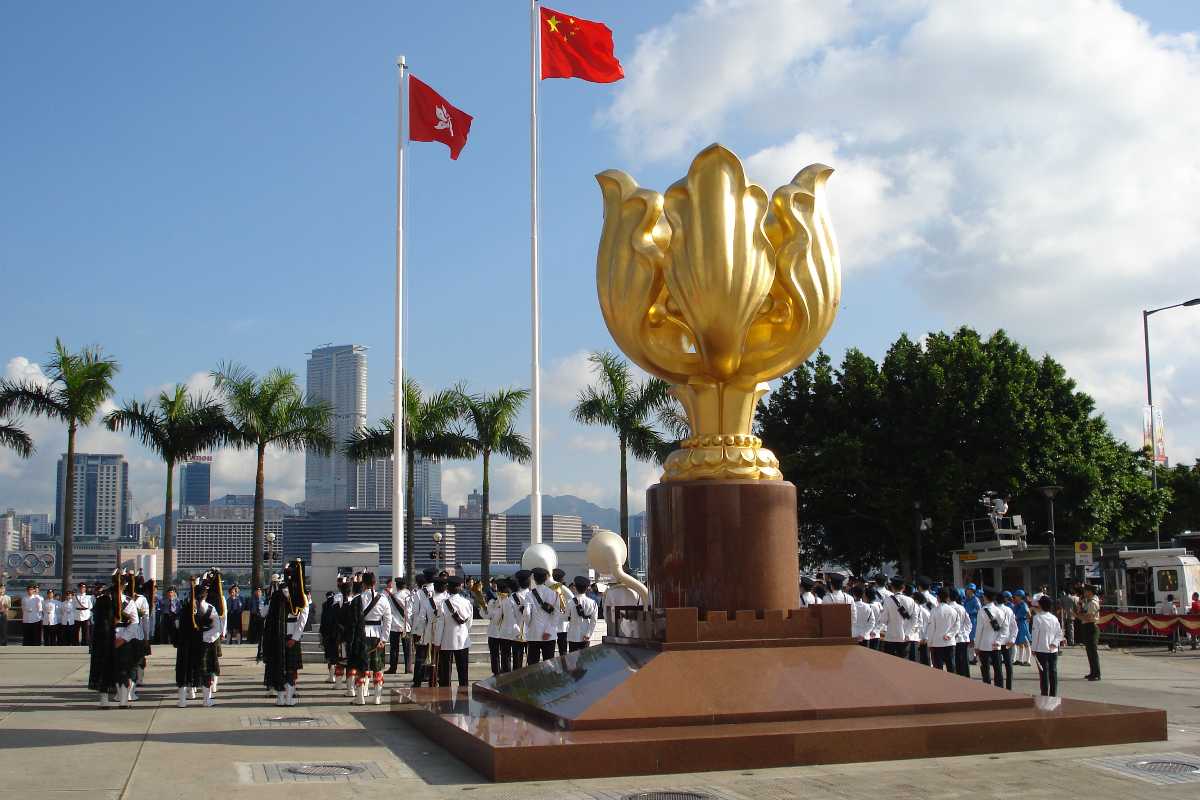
left=756, top=327, right=1167, bottom=576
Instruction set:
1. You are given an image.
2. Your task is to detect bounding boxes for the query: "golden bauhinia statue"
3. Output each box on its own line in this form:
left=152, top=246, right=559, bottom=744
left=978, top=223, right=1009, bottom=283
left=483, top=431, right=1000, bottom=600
left=596, top=143, right=841, bottom=482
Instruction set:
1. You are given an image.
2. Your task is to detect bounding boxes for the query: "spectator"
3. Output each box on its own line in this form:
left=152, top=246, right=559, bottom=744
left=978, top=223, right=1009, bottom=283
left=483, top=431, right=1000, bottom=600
left=1031, top=596, right=1066, bottom=696
left=226, top=585, right=244, bottom=644
left=1156, top=593, right=1180, bottom=652
left=0, top=587, right=10, bottom=646
left=247, top=587, right=265, bottom=644
left=161, top=588, right=180, bottom=645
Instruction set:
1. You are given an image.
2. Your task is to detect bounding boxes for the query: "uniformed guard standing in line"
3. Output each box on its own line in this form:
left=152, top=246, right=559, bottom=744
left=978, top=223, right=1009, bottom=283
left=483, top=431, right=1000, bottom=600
left=800, top=576, right=819, bottom=608
left=566, top=576, right=598, bottom=651
left=385, top=578, right=412, bottom=674
left=1075, top=584, right=1102, bottom=681
left=438, top=575, right=473, bottom=687
left=927, top=587, right=958, bottom=671
left=427, top=577, right=448, bottom=687
left=880, top=577, right=916, bottom=659
left=499, top=576, right=529, bottom=672
left=527, top=567, right=561, bottom=664
left=911, top=590, right=932, bottom=665
left=485, top=579, right=504, bottom=675
left=973, top=588, right=1005, bottom=688
left=550, top=568, right=572, bottom=656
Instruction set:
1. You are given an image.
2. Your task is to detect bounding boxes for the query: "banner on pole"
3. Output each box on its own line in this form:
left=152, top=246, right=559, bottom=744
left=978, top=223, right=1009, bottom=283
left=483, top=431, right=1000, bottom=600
left=1142, top=405, right=1168, bottom=464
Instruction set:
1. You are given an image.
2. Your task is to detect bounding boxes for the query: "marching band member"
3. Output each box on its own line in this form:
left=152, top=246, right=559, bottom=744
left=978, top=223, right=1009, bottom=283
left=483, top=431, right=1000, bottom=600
left=88, top=578, right=118, bottom=707
left=485, top=579, right=504, bottom=675
left=385, top=578, right=412, bottom=675
left=345, top=571, right=392, bottom=705
left=800, top=576, right=820, bottom=607
left=527, top=567, right=561, bottom=664
left=550, top=568, right=572, bottom=657
left=319, top=580, right=344, bottom=684
left=566, top=576, right=598, bottom=652
left=499, top=575, right=530, bottom=672
left=409, top=573, right=433, bottom=688
left=438, top=575, right=473, bottom=687
left=427, top=576, right=448, bottom=687
left=263, top=560, right=310, bottom=706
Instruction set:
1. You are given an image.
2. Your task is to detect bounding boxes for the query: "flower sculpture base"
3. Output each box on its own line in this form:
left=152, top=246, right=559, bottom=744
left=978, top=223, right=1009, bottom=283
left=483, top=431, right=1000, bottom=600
left=394, top=640, right=1165, bottom=782
left=645, top=479, right=800, bottom=614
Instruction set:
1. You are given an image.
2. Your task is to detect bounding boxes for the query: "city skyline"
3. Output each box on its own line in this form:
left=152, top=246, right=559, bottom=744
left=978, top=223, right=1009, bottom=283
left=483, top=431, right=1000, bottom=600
left=3, top=1, right=1199, bottom=526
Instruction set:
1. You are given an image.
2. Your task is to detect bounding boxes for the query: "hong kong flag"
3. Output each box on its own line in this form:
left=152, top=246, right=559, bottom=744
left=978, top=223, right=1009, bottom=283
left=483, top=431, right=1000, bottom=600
left=409, top=75, right=473, bottom=160
left=540, top=6, right=624, bottom=83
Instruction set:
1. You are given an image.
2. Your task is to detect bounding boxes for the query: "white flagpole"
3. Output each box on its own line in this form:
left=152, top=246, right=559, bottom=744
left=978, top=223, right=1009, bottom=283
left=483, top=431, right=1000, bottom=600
left=529, top=0, right=543, bottom=545
left=393, top=55, right=408, bottom=580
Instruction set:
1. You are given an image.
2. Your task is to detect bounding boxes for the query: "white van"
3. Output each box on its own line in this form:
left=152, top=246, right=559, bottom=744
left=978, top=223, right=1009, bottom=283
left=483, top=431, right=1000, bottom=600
left=1115, top=548, right=1200, bottom=609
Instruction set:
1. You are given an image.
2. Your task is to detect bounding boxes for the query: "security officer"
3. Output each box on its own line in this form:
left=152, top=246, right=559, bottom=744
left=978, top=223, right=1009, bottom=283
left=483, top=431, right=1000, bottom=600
left=1075, top=584, right=1102, bottom=681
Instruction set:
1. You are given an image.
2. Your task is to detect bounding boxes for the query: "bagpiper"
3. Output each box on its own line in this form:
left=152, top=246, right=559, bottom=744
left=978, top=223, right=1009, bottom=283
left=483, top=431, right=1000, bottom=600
left=87, top=574, right=119, bottom=708
left=262, top=559, right=310, bottom=706
left=345, top=571, right=392, bottom=705
left=319, top=578, right=346, bottom=684
left=174, top=574, right=222, bottom=707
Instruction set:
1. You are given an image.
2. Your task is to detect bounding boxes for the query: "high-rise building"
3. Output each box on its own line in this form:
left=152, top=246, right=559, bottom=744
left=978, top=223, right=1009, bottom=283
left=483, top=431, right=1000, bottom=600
left=458, top=488, right=483, bottom=519
left=55, top=453, right=129, bottom=542
left=176, top=517, right=284, bottom=573
left=628, top=514, right=647, bottom=575
left=411, top=455, right=446, bottom=518
left=304, top=344, right=368, bottom=512
left=5, top=510, right=51, bottom=540
left=178, top=458, right=212, bottom=518
left=359, top=457, right=392, bottom=511
left=502, top=515, right=583, bottom=564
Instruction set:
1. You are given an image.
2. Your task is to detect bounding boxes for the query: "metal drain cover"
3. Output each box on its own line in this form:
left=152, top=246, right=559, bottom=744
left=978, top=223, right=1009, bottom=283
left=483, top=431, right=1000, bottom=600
left=622, top=793, right=713, bottom=800
left=266, top=716, right=319, bottom=723
left=285, top=764, right=365, bottom=777
left=1132, top=760, right=1200, bottom=775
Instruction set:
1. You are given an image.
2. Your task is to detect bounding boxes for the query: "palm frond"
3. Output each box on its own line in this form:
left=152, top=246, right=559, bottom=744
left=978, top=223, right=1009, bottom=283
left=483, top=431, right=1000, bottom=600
left=0, top=423, right=34, bottom=458
left=104, top=401, right=168, bottom=453
left=625, top=423, right=668, bottom=464
left=0, top=381, right=69, bottom=422
left=493, top=430, right=532, bottom=464
left=345, top=419, right=396, bottom=460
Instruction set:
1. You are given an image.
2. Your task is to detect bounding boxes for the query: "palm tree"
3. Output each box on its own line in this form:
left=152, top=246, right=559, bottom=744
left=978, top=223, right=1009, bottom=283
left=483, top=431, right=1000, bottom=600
left=343, top=379, right=474, bottom=580
left=459, top=388, right=532, bottom=584
left=572, top=351, right=672, bottom=543
left=0, top=423, right=34, bottom=458
left=0, top=340, right=118, bottom=593
left=104, top=385, right=230, bottom=585
left=211, top=363, right=333, bottom=590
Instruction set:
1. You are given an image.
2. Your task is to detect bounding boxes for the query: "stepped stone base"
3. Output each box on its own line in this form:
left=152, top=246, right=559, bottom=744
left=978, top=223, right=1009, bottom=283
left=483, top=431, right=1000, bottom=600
left=394, top=641, right=1166, bottom=782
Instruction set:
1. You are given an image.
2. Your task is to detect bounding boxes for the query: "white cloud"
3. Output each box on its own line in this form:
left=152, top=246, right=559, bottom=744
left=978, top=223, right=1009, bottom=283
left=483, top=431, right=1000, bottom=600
left=440, top=464, right=478, bottom=515
left=567, top=433, right=616, bottom=455
left=605, top=0, right=1200, bottom=465
left=542, top=350, right=595, bottom=408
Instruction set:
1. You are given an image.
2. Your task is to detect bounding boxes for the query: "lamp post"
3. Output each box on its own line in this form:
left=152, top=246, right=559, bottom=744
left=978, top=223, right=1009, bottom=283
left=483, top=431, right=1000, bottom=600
left=432, top=531, right=443, bottom=573
left=265, top=531, right=278, bottom=572
left=1143, top=297, right=1200, bottom=549
left=1038, top=485, right=1063, bottom=604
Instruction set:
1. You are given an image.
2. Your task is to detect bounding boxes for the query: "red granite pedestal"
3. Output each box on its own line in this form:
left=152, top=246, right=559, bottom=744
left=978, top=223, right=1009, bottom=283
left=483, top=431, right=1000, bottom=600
left=395, top=605, right=1166, bottom=781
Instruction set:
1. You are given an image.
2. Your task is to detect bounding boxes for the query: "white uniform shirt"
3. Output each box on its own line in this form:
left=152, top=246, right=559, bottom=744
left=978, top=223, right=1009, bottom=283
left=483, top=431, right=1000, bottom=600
left=285, top=593, right=310, bottom=640
left=926, top=602, right=959, bottom=647
left=486, top=597, right=502, bottom=637
left=567, top=592, right=598, bottom=643
left=910, top=603, right=929, bottom=642
left=385, top=588, right=409, bottom=635
left=429, top=590, right=449, bottom=644
left=974, top=602, right=1005, bottom=651
left=44, top=599, right=60, bottom=626
left=1030, top=611, right=1065, bottom=654
left=22, top=593, right=43, bottom=623
left=115, top=595, right=141, bottom=642
left=439, top=593, right=473, bottom=650
left=954, top=602, right=973, bottom=644
left=800, top=591, right=819, bottom=607
left=881, top=593, right=917, bottom=642
left=528, top=584, right=562, bottom=642
left=63, top=599, right=77, bottom=626
left=195, top=601, right=222, bottom=644
left=851, top=599, right=876, bottom=640
left=922, top=590, right=939, bottom=607
left=416, top=587, right=438, bottom=641
left=824, top=589, right=851, bottom=605
left=75, top=593, right=93, bottom=622
left=357, top=588, right=393, bottom=640
left=552, top=583, right=571, bottom=634
left=870, top=600, right=885, bottom=639
left=996, top=603, right=1017, bottom=646
left=133, top=595, right=152, bottom=640
left=498, top=593, right=528, bottom=641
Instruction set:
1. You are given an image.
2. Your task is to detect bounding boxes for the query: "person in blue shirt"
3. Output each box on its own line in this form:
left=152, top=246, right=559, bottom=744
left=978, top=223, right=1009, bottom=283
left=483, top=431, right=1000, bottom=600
left=226, top=585, right=246, bottom=645
left=963, top=583, right=981, bottom=665
left=1013, top=588, right=1032, bottom=665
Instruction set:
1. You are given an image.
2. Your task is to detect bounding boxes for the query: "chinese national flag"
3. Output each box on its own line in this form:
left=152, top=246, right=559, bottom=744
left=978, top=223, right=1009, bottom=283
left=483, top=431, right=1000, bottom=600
left=540, top=6, right=624, bottom=83
left=408, top=75, right=473, bottom=160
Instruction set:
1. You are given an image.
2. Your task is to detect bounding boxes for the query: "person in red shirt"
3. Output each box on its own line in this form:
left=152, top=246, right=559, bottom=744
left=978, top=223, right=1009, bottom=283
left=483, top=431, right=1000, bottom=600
left=1189, top=593, right=1200, bottom=650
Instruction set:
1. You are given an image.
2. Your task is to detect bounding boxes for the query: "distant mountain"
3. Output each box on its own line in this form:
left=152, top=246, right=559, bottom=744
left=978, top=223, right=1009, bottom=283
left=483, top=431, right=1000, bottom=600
left=502, top=494, right=641, bottom=533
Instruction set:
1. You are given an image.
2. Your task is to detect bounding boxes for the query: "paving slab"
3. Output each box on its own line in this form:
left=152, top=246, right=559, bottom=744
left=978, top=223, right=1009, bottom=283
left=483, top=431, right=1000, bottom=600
left=0, top=643, right=1198, bottom=799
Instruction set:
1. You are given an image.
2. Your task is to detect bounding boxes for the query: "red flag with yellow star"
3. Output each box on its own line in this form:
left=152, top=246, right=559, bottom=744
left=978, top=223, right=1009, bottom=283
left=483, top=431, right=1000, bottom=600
left=540, top=6, right=623, bottom=83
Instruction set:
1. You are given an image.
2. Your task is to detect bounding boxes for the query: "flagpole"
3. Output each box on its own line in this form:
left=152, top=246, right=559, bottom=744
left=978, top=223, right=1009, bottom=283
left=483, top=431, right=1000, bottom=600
left=529, top=0, right=543, bottom=545
left=393, top=55, right=408, bottom=580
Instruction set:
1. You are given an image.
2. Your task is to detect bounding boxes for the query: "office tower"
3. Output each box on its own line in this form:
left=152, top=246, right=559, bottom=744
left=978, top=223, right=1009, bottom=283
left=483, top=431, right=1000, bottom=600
left=628, top=514, right=647, bottom=574
left=411, top=455, right=445, bottom=518
left=360, top=456, right=393, bottom=511
left=55, top=453, right=129, bottom=542
left=178, top=458, right=212, bottom=518
left=304, top=344, right=368, bottom=512
left=176, top=517, right=284, bottom=573
left=458, top=488, right=483, bottom=519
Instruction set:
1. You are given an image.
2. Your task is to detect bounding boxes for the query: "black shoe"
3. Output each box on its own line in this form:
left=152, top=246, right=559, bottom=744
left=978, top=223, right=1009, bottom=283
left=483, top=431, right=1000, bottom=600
left=1086, top=675, right=1100, bottom=681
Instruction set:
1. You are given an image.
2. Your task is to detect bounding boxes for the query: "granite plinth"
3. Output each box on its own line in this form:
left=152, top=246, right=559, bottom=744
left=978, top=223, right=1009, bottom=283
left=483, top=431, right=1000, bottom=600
left=646, top=480, right=800, bottom=614
left=395, top=643, right=1168, bottom=782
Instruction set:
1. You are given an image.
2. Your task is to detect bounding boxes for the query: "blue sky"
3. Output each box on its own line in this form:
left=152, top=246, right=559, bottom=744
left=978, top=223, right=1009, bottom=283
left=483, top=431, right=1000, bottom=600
left=3, top=1, right=1198, bottom=525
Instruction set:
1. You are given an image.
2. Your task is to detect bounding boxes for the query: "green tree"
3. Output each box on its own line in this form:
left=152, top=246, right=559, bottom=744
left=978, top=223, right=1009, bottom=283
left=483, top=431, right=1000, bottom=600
left=0, top=423, right=34, bottom=458
left=104, top=385, right=230, bottom=585
left=211, top=364, right=333, bottom=589
left=0, top=340, right=118, bottom=593
left=1162, top=460, right=1200, bottom=536
left=757, top=327, right=1164, bottom=576
left=459, top=388, right=532, bottom=584
left=344, top=379, right=474, bottom=580
left=571, top=352, right=672, bottom=543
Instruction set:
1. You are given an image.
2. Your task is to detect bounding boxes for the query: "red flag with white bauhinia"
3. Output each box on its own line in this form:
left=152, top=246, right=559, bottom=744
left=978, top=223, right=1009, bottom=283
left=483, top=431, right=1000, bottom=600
left=409, top=75, right=473, bottom=160
left=540, top=6, right=624, bottom=83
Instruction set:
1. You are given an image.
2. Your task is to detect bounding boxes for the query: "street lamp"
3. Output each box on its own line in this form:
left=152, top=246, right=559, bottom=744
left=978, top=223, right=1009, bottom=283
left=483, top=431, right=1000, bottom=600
left=265, top=531, right=278, bottom=568
left=1143, top=297, right=1200, bottom=548
left=1038, top=485, right=1063, bottom=604
left=432, top=531, right=443, bottom=573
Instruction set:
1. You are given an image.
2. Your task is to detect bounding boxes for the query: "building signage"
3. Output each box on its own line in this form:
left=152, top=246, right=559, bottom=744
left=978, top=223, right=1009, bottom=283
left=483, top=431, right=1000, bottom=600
left=1074, top=541, right=1094, bottom=566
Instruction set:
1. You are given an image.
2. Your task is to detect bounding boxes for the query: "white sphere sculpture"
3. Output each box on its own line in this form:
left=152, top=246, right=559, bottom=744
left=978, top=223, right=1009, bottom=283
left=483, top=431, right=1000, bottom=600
left=521, top=542, right=558, bottom=572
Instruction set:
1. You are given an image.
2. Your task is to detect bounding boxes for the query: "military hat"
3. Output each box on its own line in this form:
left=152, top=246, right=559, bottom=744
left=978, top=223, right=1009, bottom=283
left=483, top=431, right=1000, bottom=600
left=890, top=576, right=906, bottom=588
left=447, top=575, right=464, bottom=589
left=800, top=575, right=815, bottom=588
left=422, top=567, right=437, bottom=579
left=531, top=566, right=549, bottom=582
left=916, top=576, right=932, bottom=589
left=432, top=577, right=447, bottom=592
left=572, top=575, right=589, bottom=592
left=552, top=568, right=566, bottom=581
